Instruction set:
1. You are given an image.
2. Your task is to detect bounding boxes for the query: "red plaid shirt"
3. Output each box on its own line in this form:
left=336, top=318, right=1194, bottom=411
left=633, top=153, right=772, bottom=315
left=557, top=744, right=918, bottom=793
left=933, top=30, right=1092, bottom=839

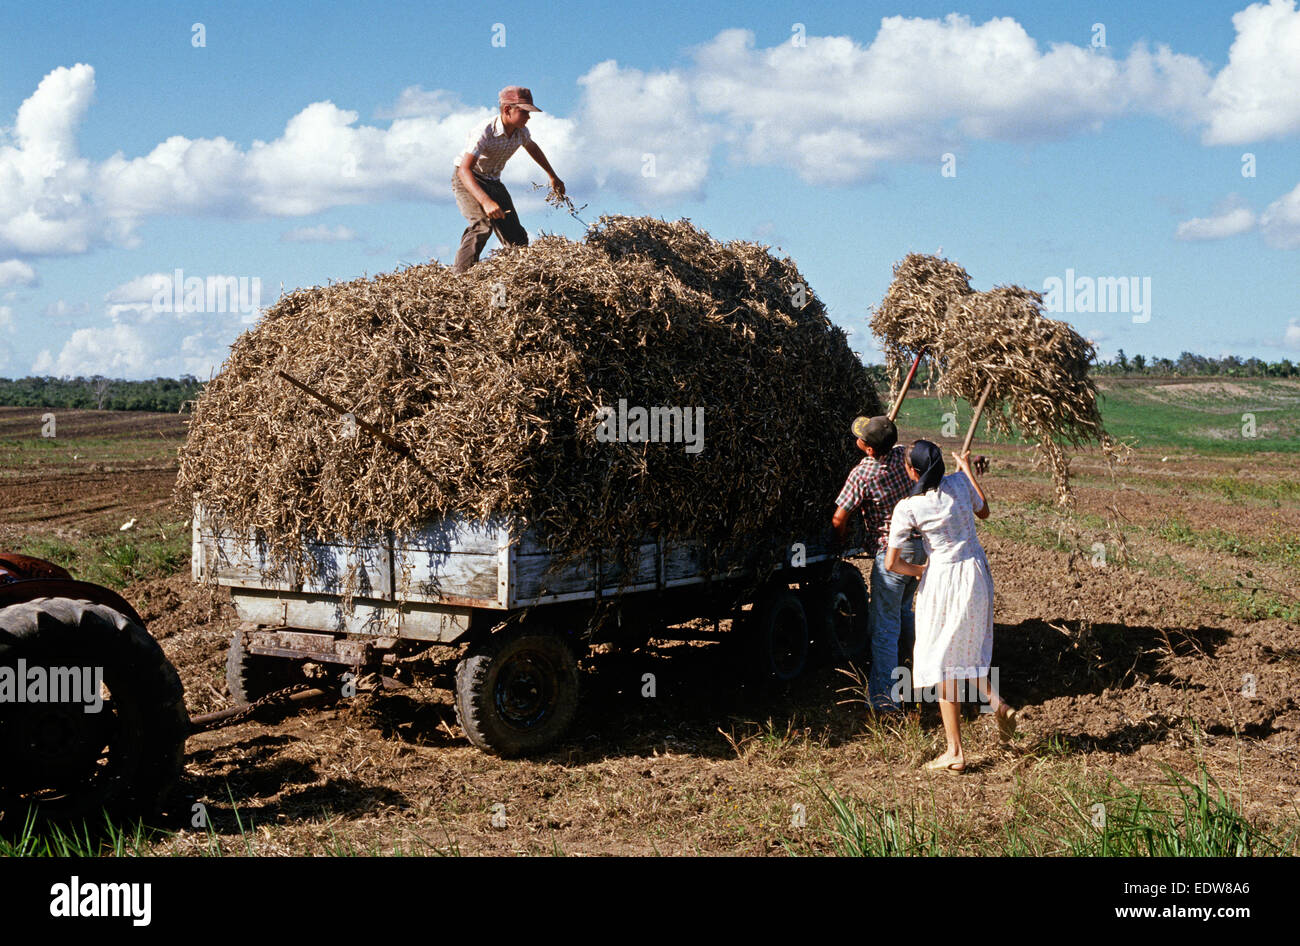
left=835, top=444, right=914, bottom=554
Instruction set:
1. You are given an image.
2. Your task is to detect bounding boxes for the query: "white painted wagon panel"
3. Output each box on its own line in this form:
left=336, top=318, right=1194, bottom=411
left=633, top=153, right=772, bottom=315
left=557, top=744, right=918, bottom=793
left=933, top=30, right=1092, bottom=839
left=393, top=548, right=501, bottom=605
left=397, top=516, right=509, bottom=554
left=195, top=530, right=297, bottom=591
left=299, top=540, right=392, bottom=598
left=229, top=590, right=472, bottom=642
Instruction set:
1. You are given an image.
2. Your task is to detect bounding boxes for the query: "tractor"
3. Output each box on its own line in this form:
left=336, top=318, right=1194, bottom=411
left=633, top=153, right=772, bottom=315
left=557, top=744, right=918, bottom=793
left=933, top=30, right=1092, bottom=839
left=0, top=552, right=189, bottom=822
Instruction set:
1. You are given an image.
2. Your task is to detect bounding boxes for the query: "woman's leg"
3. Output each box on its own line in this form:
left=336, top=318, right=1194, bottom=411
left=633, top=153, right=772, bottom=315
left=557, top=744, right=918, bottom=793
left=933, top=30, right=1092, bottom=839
left=975, top=675, right=1003, bottom=712
left=976, top=674, right=1017, bottom=742
left=936, top=678, right=964, bottom=763
left=975, top=674, right=1015, bottom=718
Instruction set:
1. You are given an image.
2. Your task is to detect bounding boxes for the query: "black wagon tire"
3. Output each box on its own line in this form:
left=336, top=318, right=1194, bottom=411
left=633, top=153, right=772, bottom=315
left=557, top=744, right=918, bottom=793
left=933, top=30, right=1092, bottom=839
left=0, top=597, right=188, bottom=822
left=810, top=564, right=871, bottom=661
left=746, top=587, right=810, bottom=684
left=454, top=624, right=580, bottom=757
left=225, top=624, right=311, bottom=704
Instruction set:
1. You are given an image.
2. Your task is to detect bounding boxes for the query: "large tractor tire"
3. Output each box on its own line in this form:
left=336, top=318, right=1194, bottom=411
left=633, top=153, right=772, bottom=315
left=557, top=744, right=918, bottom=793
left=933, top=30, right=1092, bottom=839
left=225, top=624, right=312, bottom=704
left=454, top=623, right=580, bottom=757
left=0, top=597, right=188, bottom=822
left=744, top=586, right=810, bottom=684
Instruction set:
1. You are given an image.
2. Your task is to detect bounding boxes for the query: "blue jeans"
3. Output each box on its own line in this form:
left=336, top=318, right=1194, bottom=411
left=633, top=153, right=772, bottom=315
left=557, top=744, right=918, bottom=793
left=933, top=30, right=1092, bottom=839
left=867, top=538, right=926, bottom=710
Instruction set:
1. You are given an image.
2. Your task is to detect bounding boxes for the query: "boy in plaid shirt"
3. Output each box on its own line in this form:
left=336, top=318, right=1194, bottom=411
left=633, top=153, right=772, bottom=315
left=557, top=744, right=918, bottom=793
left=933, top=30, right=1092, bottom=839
left=832, top=416, right=926, bottom=711
left=450, top=85, right=564, bottom=274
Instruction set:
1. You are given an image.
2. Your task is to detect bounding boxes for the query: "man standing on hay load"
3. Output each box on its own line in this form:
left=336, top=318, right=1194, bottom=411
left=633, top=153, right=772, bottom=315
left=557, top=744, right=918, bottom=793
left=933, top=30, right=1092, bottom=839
left=450, top=85, right=565, bottom=274
left=832, top=416, right=926, bottom=713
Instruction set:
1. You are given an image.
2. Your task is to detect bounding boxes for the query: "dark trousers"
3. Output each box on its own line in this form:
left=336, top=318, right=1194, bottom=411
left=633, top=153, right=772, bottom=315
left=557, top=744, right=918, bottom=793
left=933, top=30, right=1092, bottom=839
left=451, top=171, right=528, bottom=273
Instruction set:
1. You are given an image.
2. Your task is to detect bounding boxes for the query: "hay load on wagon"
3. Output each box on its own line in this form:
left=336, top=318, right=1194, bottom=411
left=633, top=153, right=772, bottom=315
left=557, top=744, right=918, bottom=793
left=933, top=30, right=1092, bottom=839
left=177, top=215, right=881, bottom=583
left=872, top=254, right=1111, bottom=505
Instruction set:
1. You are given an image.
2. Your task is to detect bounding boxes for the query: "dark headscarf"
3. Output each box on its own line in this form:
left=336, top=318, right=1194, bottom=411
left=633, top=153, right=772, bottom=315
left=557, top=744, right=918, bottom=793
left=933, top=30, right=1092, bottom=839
left=907, top=440, right=945, bottom=496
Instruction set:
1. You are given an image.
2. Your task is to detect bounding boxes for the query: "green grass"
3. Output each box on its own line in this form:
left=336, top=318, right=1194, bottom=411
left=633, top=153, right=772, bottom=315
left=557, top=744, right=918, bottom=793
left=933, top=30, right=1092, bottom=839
left=1137, top=552, right=1300, bottom=623
left=1097, top=379, right=1299, bottom=453
left=811, top=788, right=949, bottom=856
left=1042, top=767, right=1296, bottom=856
left=1201, top=474, right=1300, bottom=504
left=1154, top=519, right=1300, bottom=568
left=0, top=809, right=162, bottom=856
left=16, top=519, right=191, bottom=590
left=980, top=504, right=1085, bottom=553
left=890, top=394, right=1020, bottom=446
left=0, top=800, right=471, bottom=857
left=980, top=498, right=1300, bottom=621
left=888, top=378, right=1300, bottom=455
left=796, top=766, right=1298, bottom=856
left=0, top=434, right=180, bottom=473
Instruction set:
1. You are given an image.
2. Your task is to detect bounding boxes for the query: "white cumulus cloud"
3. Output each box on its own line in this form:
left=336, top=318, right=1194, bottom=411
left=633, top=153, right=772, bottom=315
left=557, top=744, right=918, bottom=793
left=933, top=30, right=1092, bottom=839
left=1259, top=181, right=1300, bottom=249
left=572, top=60, right=713, bottom=199
left=0, top=64, right=134, bottom=257
left=1203, top=0, right=1300, bottom=144
left=281, top=224, right=359, bottom=243
left=1175, top=199, right=1258, bottom=241
left=1, top=66, right=578, bottom=257
left=2, top=9, right=1299, bottom=260
left=32, top=272, right=266, bottom=379
left=0, top=259, right=38, bottom=288
left=682, top=20, right=1209, bottom=184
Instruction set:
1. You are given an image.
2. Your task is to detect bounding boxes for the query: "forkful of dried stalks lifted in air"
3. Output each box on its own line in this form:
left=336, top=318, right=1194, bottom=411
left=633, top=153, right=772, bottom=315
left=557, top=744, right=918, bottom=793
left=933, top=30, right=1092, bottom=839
left=872, top=253, right=1115, bottom=503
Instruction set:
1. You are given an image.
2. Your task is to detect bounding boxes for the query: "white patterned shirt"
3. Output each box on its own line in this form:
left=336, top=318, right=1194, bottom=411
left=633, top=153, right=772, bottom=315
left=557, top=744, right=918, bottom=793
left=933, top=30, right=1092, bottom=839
left=454, top=115, right=532, bottom=181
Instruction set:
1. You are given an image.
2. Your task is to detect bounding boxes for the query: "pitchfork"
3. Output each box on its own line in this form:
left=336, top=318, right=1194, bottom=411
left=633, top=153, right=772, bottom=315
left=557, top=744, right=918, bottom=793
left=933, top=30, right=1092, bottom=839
left=886, top=350, right=990, bottom=474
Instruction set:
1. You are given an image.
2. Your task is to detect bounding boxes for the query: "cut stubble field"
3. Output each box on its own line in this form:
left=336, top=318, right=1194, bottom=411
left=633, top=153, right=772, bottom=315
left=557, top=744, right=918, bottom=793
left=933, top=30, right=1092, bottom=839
left=0, top=383, right=1296, bottom=856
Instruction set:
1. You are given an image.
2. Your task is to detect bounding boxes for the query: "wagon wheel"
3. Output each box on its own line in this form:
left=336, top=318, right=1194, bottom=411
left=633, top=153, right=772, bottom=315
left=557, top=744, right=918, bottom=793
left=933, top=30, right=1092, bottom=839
left=0, top=597, right=188, bottom=824
left=454, top=623, right=580, bottom=757
left=808, top=564, right=870, bottom=661
left=744, top=587, right=810, bottom=684
left=225, top=624, right=312, bottom=704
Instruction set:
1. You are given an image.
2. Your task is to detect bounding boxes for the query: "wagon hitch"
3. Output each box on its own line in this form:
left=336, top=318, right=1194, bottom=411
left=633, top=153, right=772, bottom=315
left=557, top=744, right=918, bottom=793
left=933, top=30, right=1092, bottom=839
left=188, top=683, right=331, bottom=734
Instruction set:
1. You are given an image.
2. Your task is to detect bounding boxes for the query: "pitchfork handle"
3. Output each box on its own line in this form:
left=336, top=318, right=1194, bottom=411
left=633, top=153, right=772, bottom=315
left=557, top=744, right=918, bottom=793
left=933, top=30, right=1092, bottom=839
left=960, top=381, right=993, bottom=456
left=887, top=350, right=925, bottom=422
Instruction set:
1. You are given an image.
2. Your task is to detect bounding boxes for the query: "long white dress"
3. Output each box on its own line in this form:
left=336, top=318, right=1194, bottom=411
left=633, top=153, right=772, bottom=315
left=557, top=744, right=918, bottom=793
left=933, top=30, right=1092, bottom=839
left=886, top=472, right=994, bottom=688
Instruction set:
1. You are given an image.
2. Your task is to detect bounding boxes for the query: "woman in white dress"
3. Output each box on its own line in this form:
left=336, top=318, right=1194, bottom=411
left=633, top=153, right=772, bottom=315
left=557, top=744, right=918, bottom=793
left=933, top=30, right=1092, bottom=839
left=884, top=440, right=1016, bottom=772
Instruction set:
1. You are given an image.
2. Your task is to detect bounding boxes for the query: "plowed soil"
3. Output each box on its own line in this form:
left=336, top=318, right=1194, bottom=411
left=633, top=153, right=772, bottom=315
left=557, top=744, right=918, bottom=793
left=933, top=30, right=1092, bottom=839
left=0, top=407, right=187, bottom=535
left=3, top=406, right=1297, bottom=854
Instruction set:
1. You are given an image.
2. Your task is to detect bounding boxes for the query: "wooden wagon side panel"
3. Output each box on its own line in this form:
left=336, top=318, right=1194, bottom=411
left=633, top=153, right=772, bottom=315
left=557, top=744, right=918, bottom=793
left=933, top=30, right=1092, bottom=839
left=508, top=540, right=661, bottom=606
left=392, top=516, right=508, bottom=608
left=193, top=526, right=297, bottom=592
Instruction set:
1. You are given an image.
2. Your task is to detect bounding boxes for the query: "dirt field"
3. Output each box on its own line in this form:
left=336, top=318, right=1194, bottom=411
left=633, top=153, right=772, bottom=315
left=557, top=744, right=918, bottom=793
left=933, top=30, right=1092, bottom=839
left=0, top=406, right=186, bottom=536
left=2, top=403, right=1297, bottom=854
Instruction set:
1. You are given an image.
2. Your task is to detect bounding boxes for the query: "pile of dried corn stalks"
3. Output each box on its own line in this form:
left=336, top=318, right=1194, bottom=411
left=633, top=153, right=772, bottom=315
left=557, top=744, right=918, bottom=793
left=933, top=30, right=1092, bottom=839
left=177, top=216, right=880, bottom=582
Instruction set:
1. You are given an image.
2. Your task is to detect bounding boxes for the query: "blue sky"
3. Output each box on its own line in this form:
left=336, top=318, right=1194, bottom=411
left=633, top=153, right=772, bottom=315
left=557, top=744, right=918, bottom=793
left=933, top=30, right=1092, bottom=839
left=1, top=0, right=1298, bottom=379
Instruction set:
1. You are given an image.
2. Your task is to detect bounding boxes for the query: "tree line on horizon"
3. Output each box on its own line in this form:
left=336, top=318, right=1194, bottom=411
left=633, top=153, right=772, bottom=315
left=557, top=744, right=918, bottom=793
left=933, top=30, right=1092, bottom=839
left=1, top=350, right=1296, bottom=414
left=864, top=350, right=1297, bottom=390
left=0, top=375, right=204, bottom=413
left=1090, top=350, right=1296, bottom=378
